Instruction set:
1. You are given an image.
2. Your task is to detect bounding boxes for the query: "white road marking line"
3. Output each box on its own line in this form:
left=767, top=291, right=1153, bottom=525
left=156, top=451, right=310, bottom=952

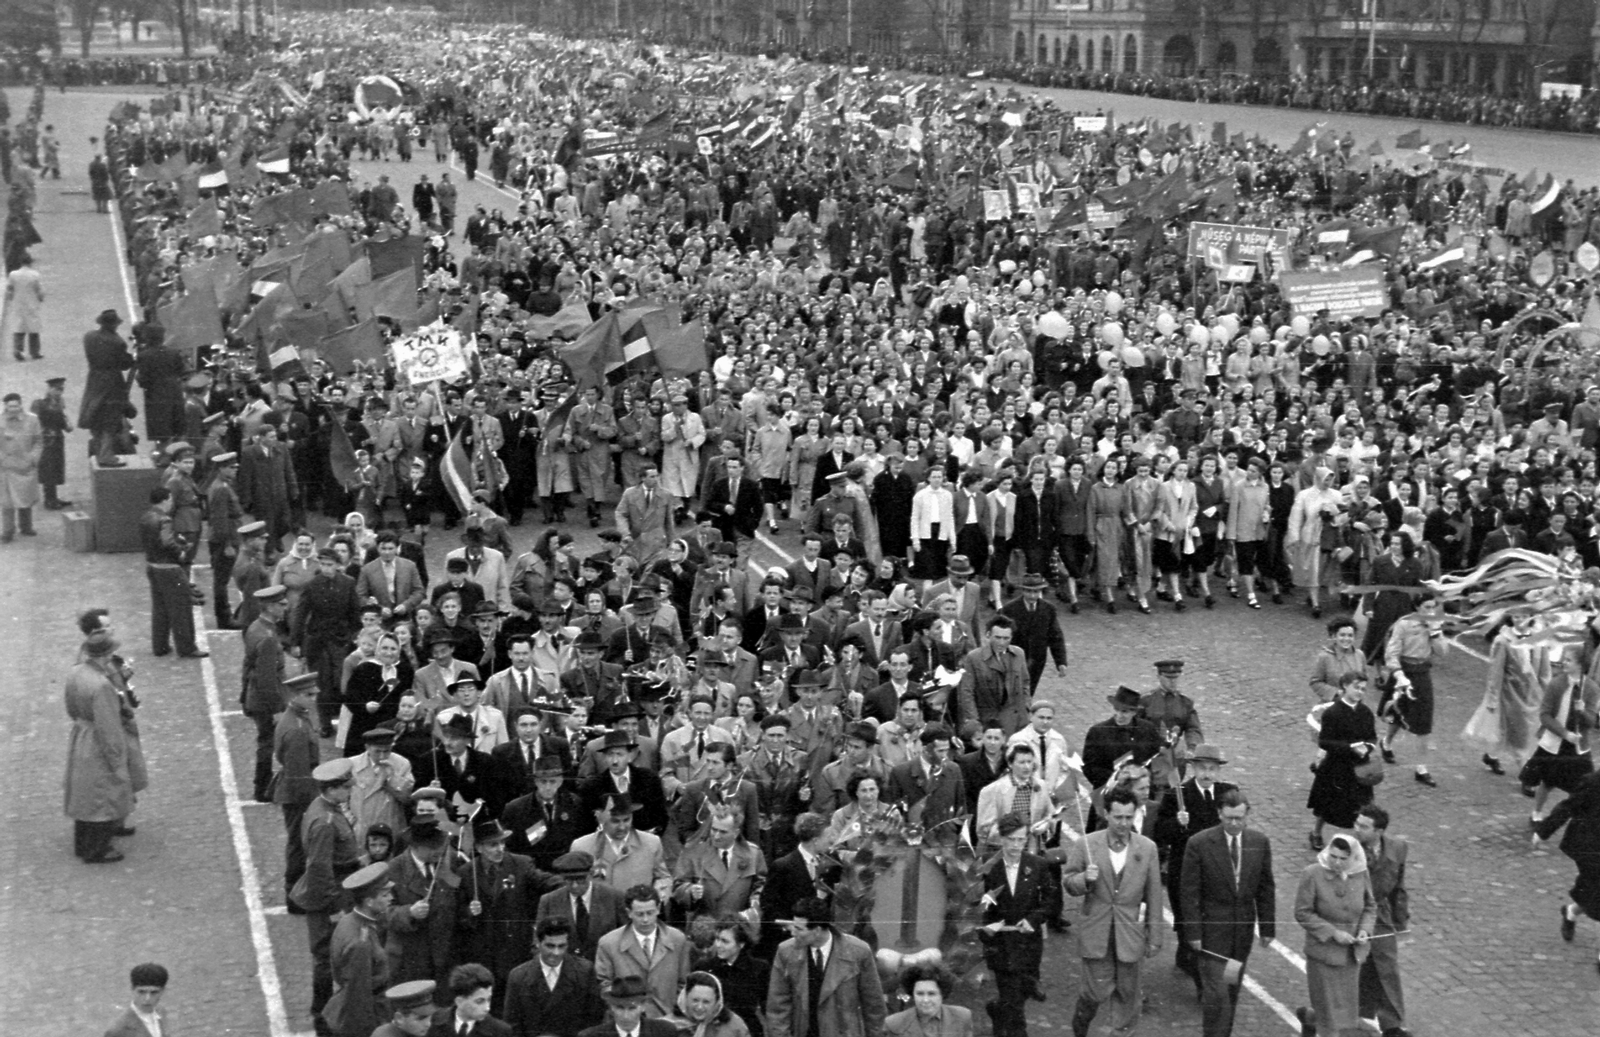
left=755, top=530, right=796, bottom=565
left=1448, top=635, right=1490, bottom=663
left=193, top=604, right=297, bottom=1036
left=1267, top=937, right=1308, bottom=972
left=447, top=155, right=524, bottom=204
left=1161, top=907, right=1301, bottom=1030
left=263, top=905, right=288, bottom=916
left=106, top=203, right=141, bottom=317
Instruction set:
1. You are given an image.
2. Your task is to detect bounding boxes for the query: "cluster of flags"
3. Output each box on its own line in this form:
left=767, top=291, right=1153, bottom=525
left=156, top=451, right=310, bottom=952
left=558, top=302, right=708, bottom=393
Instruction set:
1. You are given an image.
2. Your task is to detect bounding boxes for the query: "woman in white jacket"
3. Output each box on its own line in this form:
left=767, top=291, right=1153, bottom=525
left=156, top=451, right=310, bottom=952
left=908, top=466, right=955, bottom=583
left=1287, top=467, right=1347, bottom=618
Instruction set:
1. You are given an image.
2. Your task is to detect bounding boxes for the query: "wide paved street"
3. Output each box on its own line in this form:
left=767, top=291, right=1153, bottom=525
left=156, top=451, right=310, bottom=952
left=2, top=83, right=1598, bottom=1036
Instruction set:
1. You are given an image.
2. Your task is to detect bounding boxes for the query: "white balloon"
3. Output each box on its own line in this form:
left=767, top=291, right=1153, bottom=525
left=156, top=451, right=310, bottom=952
left=1189, top=324, right=1210, bottom=346
left=1249, top=326, right=1269, bottom=344
left=1155, top=311, right=1177, bottom=337
left=1105, top=290, right=1124, bottom=315
left=1032, top=270, right=1047, bottom=287
left=1038, top=312, right=1071, bottom=339
left=1101, top=321, right=1125, bottom=348
left=1291, top=315, right=1311, bottom=337
left=1212, top=326, right=1232, bottom=346
left=1016, top=281, right=1033, bottom=298
left=1218, top=314, right=1240, bottom=338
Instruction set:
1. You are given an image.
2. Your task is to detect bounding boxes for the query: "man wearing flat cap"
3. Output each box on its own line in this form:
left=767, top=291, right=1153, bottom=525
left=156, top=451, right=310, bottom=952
left=504, top=754, right=588, bottom=869
left=578, top=973, right=679, bottom=1037
left=292, top=547, right=363, bottom=736
left=535, top=851, right=630, bottom=962
left=290, top=756, right=363, bottom=1026
left=326, top=862, right=395, bottom=1037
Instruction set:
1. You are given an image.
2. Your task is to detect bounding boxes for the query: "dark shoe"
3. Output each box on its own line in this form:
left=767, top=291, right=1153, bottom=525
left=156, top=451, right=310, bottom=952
left=1069, top=601, right=1079, bottom=614
left=1521, top=783, right=1538, bottom=798
left=1414, top=770, right=1437, bottom=788
left=1311, top=605, right=1322, bottom=618
left=214, top=620, right=241, bottom=631
left=178, top=650, right=210, bottom=659
left=1482, top=753, right=1505, bottom=775
left=19, top=527, right=36, bottom=536
left=1174, top=599, right=1187, bottom=612
left=1106, top=601, right=1117, bottom=615
left=319, top=725, right=336, bottom=739
left=1046, top=917, right=1072, bottom=933
left=253, top=792, right=273, bottom=804
left=1309, top=830, right=1323, bottom=851
left=0, top=533, right=11, bottom=544
left=1056, top=588, right=1074, bottom=603
left=1295, top=1007, right=1315, bottom=1037
left=112, top=825, right=136, bottom=837
left=1026, top=979, right=1046, bottom=1002
left=151, top=649, right=171, bottom=657
left=286, top=900, right=307, bottom=916
left=1137, top=602, right=1152, bottom=614
left=1204, top=594, right=1216, bottom=608
left=1381, top=747, right=1397, bottom=765
left=84, top=851, right=126, bottom=864
left=1272, top=591, right=1283, bottom=604
left=1561, top=906, right=1576, bottom=942
left=1380, top=1029, right=1414, bottom=1037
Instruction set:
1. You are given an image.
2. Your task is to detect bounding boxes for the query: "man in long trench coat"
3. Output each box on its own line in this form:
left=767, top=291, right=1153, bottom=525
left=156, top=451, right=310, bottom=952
left=63, top=609, right=147, bottom=863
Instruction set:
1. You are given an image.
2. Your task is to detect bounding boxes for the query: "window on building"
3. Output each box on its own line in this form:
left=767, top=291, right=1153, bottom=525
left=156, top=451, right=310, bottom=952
left=1102, top=35, right=1114, bottom=71
left=1123, top=34, right=1138, bottom=72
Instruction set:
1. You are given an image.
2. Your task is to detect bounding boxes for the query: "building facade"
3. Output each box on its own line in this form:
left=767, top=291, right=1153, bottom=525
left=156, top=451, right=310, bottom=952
left=1006, top=0, right=1598, bottom=92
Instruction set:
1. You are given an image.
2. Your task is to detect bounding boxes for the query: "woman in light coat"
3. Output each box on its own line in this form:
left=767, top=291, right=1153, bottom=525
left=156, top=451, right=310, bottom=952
left=0, top=395, right=42, bottom=538
left=1226, top=459, right=1272, bottom=608
left=1154, top=459, right=1198, bottom=611
left=1293, top=835, right=1377, bottom=1037
left=1287, top=467, right=1346, bottom=618
left=748, top=408, right=792, bottom=533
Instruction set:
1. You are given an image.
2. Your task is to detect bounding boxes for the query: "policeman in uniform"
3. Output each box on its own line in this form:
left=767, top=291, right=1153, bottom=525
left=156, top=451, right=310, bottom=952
left=289, top=757, right=364, bottom=1032
left=140, top=486, right=206, bottom=658
left=162, top=442, right=205, bottom=601
left=206, top=452, right=243, bottom=629
left=244, top=585, right=290, bottom=800
left=29, top=376, right=72, bottom=510
left=326, top=861, right=394, bottom=1037
left=1138, top=659, right=1204, bottom=793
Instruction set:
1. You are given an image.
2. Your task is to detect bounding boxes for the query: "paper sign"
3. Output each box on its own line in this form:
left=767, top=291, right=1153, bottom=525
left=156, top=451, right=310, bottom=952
left=393, top=323, right=468, bottom=384
left=1279, top=269, right=1388, bottom=319
left=1073, top=116, right=1106, bottom=132
left=982, top=189, right=1011, bottom=221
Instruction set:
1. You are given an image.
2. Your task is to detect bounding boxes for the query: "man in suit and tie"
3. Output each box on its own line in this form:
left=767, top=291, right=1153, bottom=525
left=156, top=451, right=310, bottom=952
left=743, top=580, right=787, bottom=653
left=483, top=638, right=546, bottom=723
left=783, top=535, right=835, bottom=604
left=766, top=896, right=886, bottom=1037
left=412, top=629, right=482, bottom=712
left=1153, top=743, right=1239, bottom=989
left=492, top=708, right=571, bottom=800
left=885, top=724, right=967, bottom=837
left=577, top=705, right=663, bottom=779
left=103, top=962, right=173, bottom=1037
left=980, top=814, right=1061, bottom=1037
left=671, top=807, right=768, bottom=936
left=674, top=744, right=762, bottom=845
left=593, top=885, right=693, bottom=1018
left=615, top=466, right=677, bottom=565
left=1064, top=788, right=1165, bottom=1037
left=760, top=615, right=825, bottom=701
left=571, top=793, right=672, bottom=896
left=504, top=756, right=588, bottom=868
left=843, top=591, right=902, bottom=673
left=415, top=713, right=503, bottom=817
left=504, top=917, right=606, bottom=1037
left=356, top=532, right=426, bottom=621
left=999, top=574, right=1069, bottom=692
left=1179, top=789, right=1276, bottom=1037
left=759, top=813, right=838, bottom=959
left=426, top=963, right=512, bottom=1036
left=706, top=456, right=765, bottom=549
left=1354, top=805, right=1410, bottom=1037
left=535, top=852, right=630, bottom=961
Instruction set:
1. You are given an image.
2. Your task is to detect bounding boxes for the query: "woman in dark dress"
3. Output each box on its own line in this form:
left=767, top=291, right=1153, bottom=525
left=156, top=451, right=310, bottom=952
left=1361, top=532, right=1425, bottom=663
left=870, top=451, right=916, bottom=560
left=700, top=922, right=769, bottom=1037
left=1535, top=768, right=1600, bottom=970
left=1191, top=453, right=1228, bottom=606
left=1308, top=670, right=1379, bottom=850
left=342, top=631, right=414, bottom=755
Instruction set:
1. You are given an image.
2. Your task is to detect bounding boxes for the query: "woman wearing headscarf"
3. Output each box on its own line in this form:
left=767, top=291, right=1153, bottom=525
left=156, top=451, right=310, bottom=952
left=1293, top=834, right=1377, bottom=1037
left=665, top=971, right=751, bottom=1037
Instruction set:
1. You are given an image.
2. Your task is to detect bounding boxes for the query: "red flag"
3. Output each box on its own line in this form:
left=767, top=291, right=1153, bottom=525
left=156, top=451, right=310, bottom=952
left=329, top=419, right=361, bottom=491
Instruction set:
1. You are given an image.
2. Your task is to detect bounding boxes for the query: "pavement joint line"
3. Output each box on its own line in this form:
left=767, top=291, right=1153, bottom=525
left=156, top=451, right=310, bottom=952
left=262, top=905, right=288, bottom=916
left=191, top=601, right=296, bottom=1037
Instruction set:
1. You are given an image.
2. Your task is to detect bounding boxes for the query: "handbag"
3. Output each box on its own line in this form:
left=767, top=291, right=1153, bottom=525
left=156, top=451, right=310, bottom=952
left=1353, top=755, right=1386, bottom=786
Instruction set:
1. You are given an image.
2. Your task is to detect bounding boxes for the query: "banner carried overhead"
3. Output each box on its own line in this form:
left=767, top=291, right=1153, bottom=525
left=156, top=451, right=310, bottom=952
left=1187, top=221, right=1292, bottom=271
left=1278, top=269, right=1387, bottom=319
left=392, top=322, right=468, bottom=384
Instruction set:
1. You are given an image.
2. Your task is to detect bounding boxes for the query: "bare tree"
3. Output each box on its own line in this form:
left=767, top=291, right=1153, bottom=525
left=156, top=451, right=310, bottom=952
left=69, top=0, right=103, bottom=57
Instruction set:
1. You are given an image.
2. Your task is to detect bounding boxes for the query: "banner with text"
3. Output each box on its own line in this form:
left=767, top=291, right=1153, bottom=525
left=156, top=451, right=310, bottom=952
left=393, top=323, right=469, bottom=385
left=1187, top=221, right=1292, bottom=271
left=1279, top=269, right=1387, bottom=319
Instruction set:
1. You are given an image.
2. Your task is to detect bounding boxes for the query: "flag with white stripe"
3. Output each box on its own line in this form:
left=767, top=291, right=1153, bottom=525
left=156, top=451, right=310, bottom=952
left=1416, top=239, right=1465, bottom=271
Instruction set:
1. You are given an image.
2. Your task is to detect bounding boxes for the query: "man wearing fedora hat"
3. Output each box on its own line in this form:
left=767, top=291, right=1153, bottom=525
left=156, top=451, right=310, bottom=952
left=413, top=628, right=482, bottom=712
left=574, top=794, right=673, bottom=900
left=416, top=710, right=503, bottom=816
left=579, top=973, right=681, bottom=1037
left=760, top=614, right=825, bottom=698
left=80, top=308, right=134, bottom=467
left=577, top=697, right=663, bottom=775
left=459, top=817, right=563, bottom=1010
left=1153, top=743, right=1239, bottom=992
left=491, top=705, right=571, bottom=798
left=922, top=553, right=984, bottom=628
left=954, top=616, right=1032, bottom=742
left=503, top=754, right=587, bottom=868
left=559, top=630, right=626, bottom=716
left=579, top=726, right=669, bottom=834
left=1081, top=687, right=1165, bottom=793
left=1000, top=573, right=1069, bottom=692
left=433, top=674, right=509, bottom=753
left=384, top=821, right=464, bottom=993
left=535, top=851, right=630, bottom=963
left=784, top=667, right=845, bottom=775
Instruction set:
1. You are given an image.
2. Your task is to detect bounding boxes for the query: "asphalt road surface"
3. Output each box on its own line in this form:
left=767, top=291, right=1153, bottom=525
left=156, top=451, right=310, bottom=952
left=2, top=84, right=1598, bottom=1037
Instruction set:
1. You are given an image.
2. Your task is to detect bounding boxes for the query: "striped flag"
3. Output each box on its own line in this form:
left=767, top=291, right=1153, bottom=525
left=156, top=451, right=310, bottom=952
left=256, top=146, right=290, bottom=174
left=197, top=161, right=229, bottom=190
left=1529, top=173, right=1561, bottom=215
left=1416, top=239, right=1465, bottom=271
left=440, top=427, right=476, bottom=515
